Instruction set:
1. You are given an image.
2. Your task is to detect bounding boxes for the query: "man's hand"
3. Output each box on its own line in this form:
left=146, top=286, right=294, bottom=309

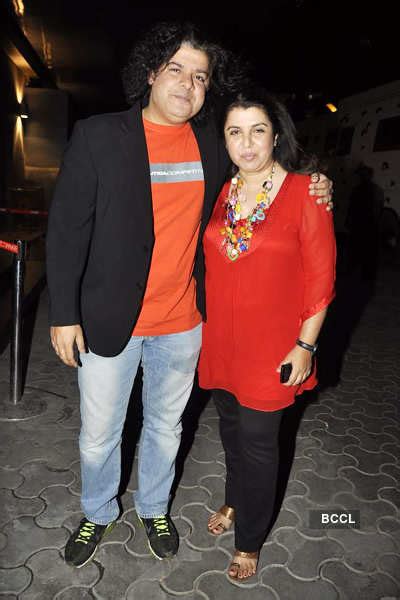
left=309, top=173, right=333, bottom=211
left=50, top=325, right=86, bottom=367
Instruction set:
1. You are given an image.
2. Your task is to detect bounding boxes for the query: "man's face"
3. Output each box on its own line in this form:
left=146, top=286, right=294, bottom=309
left=146, top=43, right=210, bottom=125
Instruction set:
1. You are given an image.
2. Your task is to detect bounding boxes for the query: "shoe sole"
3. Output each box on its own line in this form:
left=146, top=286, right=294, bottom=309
left=137, top=516, right=176, bottom=561
left=67, top=521, right=116, bottom=568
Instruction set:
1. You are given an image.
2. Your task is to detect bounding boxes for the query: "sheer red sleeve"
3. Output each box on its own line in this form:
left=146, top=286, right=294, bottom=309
left=299, top=187, right=337, bottom=322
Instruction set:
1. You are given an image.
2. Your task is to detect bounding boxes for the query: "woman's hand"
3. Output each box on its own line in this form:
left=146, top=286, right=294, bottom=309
left=277, top=346, right=313, bottom=386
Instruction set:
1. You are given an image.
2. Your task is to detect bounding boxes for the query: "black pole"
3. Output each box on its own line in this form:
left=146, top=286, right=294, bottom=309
left=10, top=240, right=26, bottom=405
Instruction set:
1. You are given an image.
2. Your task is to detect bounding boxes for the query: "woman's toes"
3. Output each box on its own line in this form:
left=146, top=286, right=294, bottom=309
left=228, top=565, right=237, bottom=577
left=207, top=518, right=217, bottom=529
left=208, top=517, right=221, bottom=531
left=229, top=556, right=257, bottom=580
left=208, top=511, right=232, bottom=535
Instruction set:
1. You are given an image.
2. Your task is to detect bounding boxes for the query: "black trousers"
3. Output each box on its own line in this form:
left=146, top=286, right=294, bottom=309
left=213, top=389, right=283, bottom=552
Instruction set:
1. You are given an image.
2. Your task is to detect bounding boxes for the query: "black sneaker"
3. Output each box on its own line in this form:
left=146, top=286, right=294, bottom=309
left=65, top=518, right=116, bottom=567
left=139, top=514, right=179, bottom=559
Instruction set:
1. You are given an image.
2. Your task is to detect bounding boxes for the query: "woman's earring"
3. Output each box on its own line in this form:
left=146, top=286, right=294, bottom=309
left=273, top=135, right=278, bottom=148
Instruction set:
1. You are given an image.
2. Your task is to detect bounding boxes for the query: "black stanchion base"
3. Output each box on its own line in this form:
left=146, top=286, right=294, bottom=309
left=0, top=383, right=48, bottom=421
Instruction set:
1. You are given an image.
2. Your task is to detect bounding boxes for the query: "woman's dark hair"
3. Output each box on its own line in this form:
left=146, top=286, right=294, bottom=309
left=223, top=89, right=319, bottom=174
left=122, top=21, right=246, bottom=123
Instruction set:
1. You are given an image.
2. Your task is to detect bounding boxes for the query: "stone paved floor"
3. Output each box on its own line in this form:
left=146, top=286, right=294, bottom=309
left=0, top=268, right=399, bottom=599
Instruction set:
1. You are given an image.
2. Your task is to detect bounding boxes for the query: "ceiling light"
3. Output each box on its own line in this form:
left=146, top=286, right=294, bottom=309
left=18, top=99, right=29, bottom=119
left=326, top=103, right=338, bottom=113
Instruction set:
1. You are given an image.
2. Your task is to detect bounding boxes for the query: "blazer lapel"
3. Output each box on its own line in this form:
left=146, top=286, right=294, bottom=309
left=117, top=103, right=154, bottom=238
left=192, top=120, right=219, bottom=233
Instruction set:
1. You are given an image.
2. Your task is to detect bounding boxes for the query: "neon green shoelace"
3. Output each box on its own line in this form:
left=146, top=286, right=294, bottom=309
left=153, top=517, right=170, bottom=537
left=75, top=521, right=96, bottom=545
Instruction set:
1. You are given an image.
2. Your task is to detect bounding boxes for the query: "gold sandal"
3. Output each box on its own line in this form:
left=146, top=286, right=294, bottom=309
left=207, top=505, right=235, bottom=535
left=228, top=550, right=259, bottom=580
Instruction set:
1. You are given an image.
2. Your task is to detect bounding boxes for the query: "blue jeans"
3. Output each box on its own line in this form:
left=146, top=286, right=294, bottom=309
left=77, top=323, right=202, bottom=524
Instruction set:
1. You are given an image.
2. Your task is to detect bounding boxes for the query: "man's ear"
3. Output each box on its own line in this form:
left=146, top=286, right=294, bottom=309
left=148, top=71, right=156, bottom=85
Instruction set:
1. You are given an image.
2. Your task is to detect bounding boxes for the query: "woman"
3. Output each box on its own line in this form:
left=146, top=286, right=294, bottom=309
left=197, top=90, right=336, bottom=580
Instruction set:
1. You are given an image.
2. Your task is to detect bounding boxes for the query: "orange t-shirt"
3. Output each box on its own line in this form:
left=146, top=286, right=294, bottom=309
left=132, top=118, right=204, bottom=336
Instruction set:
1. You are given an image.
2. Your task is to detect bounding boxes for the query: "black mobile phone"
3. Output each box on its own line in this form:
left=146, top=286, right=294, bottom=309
left=73, top=345, right=82, bottom=367
left=280, top=362, right=292, bottom=383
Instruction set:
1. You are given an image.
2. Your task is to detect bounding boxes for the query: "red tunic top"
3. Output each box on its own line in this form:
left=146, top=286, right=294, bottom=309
left=198, top=173, right=336, bottom=411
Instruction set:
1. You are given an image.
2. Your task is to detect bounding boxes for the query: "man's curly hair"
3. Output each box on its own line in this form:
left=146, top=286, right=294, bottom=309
left=121, top=21, right=247, bottom=123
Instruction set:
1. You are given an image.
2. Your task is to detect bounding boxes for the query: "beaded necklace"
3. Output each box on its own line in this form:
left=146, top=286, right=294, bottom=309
left=220, top=163, right=275, bottom=261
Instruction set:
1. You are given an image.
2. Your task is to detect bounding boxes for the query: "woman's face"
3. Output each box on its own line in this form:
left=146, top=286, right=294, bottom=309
left=224, top=106, right=275, bottom=175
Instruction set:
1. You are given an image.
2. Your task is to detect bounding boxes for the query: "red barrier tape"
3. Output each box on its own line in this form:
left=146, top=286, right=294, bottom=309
left=0, top=240, right=18, bottom=254
left=0, top=207, right=48, bottom=216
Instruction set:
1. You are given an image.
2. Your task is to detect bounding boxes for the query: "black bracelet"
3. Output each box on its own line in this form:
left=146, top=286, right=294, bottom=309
left=296, top=338, right=318, bottom=354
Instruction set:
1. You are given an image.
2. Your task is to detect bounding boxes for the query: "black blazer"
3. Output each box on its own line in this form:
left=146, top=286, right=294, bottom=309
left=46, top=102, right=230, bottom=356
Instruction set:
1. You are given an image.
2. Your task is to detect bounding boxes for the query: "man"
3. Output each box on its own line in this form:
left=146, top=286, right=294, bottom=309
left=46, top=22, right=332, bottom=568
left=346, top=164, right=384, bottom=280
